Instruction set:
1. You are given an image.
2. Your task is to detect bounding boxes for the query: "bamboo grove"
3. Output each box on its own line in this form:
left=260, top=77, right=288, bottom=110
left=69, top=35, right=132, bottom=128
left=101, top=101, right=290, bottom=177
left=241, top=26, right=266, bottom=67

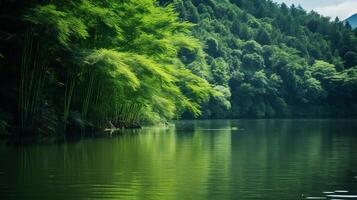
left=0, top=0, right=214, bottom=134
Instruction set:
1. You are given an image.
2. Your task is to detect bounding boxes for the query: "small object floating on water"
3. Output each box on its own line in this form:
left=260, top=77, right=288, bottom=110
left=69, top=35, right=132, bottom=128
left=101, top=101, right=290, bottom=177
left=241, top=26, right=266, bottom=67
left=198, top=127, right=241, bottom=131
left=323, top=191, right=334, bottom=194
left=335, top=190, right=349, bottom=193
left=305, top=197, right=326, bottom=199
left=328, top=194, right=357, bottom=198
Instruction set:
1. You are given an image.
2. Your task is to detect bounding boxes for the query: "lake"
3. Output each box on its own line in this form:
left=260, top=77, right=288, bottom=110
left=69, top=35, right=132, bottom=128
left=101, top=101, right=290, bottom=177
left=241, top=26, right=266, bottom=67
left=0, top=119, right=357, bottom=200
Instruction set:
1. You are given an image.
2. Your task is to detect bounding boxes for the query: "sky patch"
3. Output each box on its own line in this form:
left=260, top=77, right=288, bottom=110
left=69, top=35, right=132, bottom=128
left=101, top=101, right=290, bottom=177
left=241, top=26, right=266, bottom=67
left=273, top=0, right=357, bottom=20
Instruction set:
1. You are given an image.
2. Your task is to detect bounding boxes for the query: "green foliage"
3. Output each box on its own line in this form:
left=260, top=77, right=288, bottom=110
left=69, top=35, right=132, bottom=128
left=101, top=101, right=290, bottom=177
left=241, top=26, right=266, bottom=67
left=201, top=85, right=231, bottom=118
left=211, top=58, right=229, bottom=85
left=242, top=53, right=264, bottom=71
left=25, top=4, right=89, bottom=46
left=0, top=0, right=214, bottom=134
left=165, top=0, right=357, bottom=118
left=344, top=51, right=357, bottom=68
left=256, top=27, right=272, bottom=45
left=2, top=0, right=357, bottom=135
left=310, top=60, right=337, bottom=84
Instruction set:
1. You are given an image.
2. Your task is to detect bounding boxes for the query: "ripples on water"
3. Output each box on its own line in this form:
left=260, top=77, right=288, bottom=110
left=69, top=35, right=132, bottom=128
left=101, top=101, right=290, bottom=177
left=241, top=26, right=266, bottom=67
left=0, top=119, right=356, bottom=200
left=305, top=190, right=357, bottom=199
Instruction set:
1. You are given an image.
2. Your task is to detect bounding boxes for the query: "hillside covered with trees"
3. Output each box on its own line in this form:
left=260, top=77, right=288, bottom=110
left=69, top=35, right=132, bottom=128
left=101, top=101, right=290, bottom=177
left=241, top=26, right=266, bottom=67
left=1, top=0, right=357, bottom=135
left=162, top=0, right=357, bottom=118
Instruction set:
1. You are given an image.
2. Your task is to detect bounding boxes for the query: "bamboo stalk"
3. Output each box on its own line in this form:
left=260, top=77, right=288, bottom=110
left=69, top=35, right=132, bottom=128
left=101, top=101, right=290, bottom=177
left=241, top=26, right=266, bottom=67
left=63, top=68, right=77, bottom=132
left=81, top=71, right=95, bottom=119
left=19, top=26, right=46, bottom=129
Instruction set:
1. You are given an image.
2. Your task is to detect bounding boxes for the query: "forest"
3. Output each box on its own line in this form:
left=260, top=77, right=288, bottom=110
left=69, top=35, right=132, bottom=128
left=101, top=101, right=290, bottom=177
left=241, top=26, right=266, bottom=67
left=1, top=0, right=357, bottom=135
left=164, top=0, right=357, bottom=119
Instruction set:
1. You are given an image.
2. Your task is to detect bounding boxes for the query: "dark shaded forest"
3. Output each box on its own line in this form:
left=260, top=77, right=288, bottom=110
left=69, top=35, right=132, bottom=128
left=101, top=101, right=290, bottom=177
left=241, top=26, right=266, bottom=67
left=1, top=0, right=357, bottom=135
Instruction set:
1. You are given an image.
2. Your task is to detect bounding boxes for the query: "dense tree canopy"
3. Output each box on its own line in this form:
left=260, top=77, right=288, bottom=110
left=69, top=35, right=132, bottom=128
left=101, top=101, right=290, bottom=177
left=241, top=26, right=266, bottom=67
left=161, top=0, right=357, bottom=118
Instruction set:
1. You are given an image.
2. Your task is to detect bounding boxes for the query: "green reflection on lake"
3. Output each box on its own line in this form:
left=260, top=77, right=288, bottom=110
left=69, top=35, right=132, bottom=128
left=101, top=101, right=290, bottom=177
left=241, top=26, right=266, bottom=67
left=0, top=119, right=357, bottom=200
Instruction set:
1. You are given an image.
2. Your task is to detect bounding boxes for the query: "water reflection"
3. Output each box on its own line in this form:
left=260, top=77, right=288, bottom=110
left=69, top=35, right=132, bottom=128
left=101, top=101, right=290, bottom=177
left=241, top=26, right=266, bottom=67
left=0, top=119, right=356, bottom=200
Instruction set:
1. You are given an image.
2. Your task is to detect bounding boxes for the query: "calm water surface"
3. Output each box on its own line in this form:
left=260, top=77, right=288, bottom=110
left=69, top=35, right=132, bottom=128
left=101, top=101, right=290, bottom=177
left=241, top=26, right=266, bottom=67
left=0, top=119, right=357, bottom=200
